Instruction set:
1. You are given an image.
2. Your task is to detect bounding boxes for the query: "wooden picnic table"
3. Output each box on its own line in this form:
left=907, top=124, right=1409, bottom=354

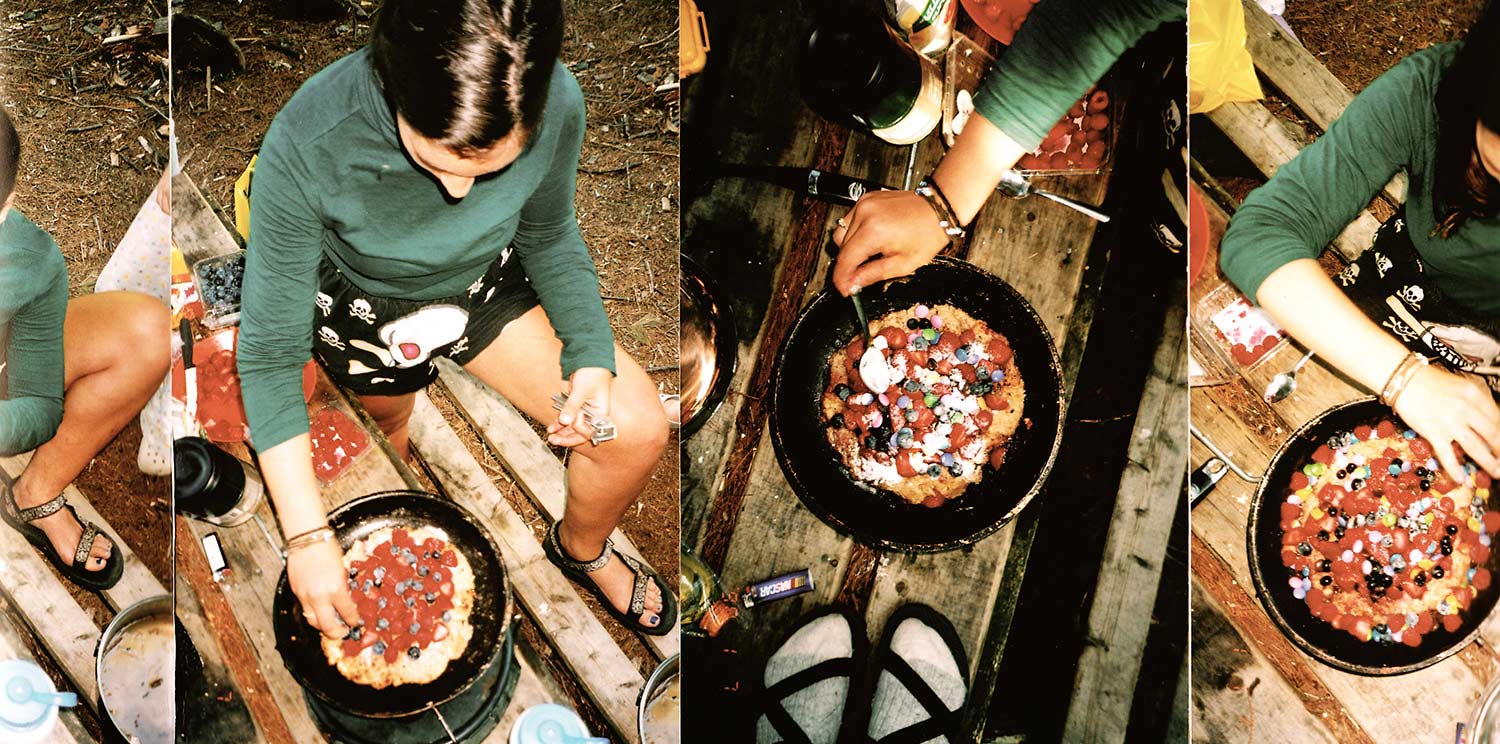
left=170, top=173, right=677, bottom=744
left=682, top=6, right=1182, bottom=740
left=1190, top=3, right=1500, bottom=740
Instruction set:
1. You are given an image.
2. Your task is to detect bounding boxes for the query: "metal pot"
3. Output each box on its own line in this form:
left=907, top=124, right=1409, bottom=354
left=637, top=654, right=680, bottom=744
left=95, top=594, right=174, bottom=743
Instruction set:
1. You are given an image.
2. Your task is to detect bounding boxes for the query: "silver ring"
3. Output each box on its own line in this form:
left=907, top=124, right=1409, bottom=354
left=836, top=217, right=848, bottom=228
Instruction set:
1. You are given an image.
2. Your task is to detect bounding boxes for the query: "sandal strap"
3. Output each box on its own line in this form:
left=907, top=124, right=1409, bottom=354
left=761, top=656, right=854, bottom=744
left=16, top=494, right=65, bottom=524
left=629, top=563, right=650, bottom=616
left=870, top=654, right=962, bottom=744
left=545, top=522, right=613, bottom=573
left=75, top=522, right=103, bottom=568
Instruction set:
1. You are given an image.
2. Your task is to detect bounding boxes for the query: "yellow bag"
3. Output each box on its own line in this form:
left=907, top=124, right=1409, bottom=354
left=233, top=155, right=256, bottom=242
left=1188, top=0, right=1263, bottom=114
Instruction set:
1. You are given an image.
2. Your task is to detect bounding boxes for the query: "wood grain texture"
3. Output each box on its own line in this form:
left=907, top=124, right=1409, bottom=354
left=0, top=602, right=87, bottom=743
left=177, top=515, right=300, bottom=744
left=0, top=452, right=166, bottom=612
left=174, top=555, right=268, bottom=744
left=408, top=394, right=646, bottom=743
left=1063, top=300, right=1188, bottom=742
left=172, top=170, right=241, bottom=265
left=432, top=359, right=680, bottom=659
left=1238, top=0, right=1405, bottom=205
left=1190, top=579, right=1342, bottom=744
left=1191, top=536, right=1382, bottom=743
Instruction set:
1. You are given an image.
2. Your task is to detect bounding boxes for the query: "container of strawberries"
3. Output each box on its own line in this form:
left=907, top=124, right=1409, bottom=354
left=1014, top=83, right=1114, bottom=176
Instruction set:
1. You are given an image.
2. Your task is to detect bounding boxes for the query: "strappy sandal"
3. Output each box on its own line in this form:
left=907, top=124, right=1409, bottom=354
left=0, top=471, right=123, bottom=591
left=864, top=604, right=969, bottom=744
left=542, top=520, right=678, bottom=636
left=756, top=605, right=869, bottom=744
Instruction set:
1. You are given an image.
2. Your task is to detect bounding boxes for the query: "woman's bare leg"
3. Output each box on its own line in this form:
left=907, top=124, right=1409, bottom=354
left=358, top=392, right=417, bottom=460
left=464, top=306, right=671, bottom=627
left=12, top=291, right=168, bottom=570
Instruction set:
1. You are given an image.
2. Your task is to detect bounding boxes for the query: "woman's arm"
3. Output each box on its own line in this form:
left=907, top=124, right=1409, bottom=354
left=238, top=122, right=361, bottom=636
left=831, top=0, right=1183, bottom=295
left=1257, top=261, right=1500, bottom=481
left=511, top=68, right=618, bottom=441
left=0, top=249, right=66, bottom=455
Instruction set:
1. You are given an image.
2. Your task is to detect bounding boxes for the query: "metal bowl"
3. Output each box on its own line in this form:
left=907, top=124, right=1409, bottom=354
left=680, top=254, right=737, bottom=438
left=96, top=594, right=174, bottom=743
left=637, top=654, right=680, bottom=744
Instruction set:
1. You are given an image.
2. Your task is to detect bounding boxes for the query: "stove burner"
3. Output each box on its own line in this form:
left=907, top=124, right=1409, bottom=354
left=304, top=625, right=517, bottom=744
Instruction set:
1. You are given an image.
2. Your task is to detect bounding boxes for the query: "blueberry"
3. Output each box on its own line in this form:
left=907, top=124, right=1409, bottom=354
left=373, top=641, right=387, bottom=655
left=377, top=618, right=390, bottom=630
left=425, top=592, right=437, bottom=602
left=409, top=622, right=420, bottom=634
left=407, top=646, right=421, bottom=659
left=418, top=565, right=430, bottom=576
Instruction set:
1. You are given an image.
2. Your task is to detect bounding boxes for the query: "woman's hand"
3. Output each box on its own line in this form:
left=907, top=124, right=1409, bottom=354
left=288, top=538, right=362, bottom=639
left=830, top=190, right=950, bottom=297
left=549, top=366, right=613, bottom=447
left=1393, top=365, right=1500, bottom=482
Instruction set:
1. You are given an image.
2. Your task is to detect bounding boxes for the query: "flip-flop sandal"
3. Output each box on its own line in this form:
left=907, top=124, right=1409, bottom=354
left=755, top=605, right=869, bottom=744
left=864, top=604, right=969, bottom=744
left=543, top=520, right=678, bottom=636
left=660, top=393, right=681, bottom=430
left=0, top=469, right=124, bottom=591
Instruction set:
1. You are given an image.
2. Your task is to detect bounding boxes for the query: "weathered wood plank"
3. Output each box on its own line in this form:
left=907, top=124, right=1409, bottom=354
left=0, top=453, right=166, bottom=613
left=408, top=394, right=646, bottom=743
left=0, top=523, right=101, bottom=706
left=174, top=550, right=267, bottom=744
left=1239, top=0, right=1406, bottom=205
left=1189, top=578, right=1342, bottom=744
left=171, top=170, right=241, bottom=265
left=433, top=358, right=680, bottom=660
left=0, top=603, right=90, bottom=743
left=1063, top=299, right=1188, bottom=742
left=1204, top=100, right=1378, bottom=262
left=177, top=514, right=300, bottom=744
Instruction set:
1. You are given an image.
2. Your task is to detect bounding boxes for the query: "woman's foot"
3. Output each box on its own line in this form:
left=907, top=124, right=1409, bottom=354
left=11, top=479, right=112, bottom=571
left=558, top=523, right=666, bottom=629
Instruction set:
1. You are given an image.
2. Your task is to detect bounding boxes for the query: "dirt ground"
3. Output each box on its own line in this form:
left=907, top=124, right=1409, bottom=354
left=172, top=0, right=678, bottom=725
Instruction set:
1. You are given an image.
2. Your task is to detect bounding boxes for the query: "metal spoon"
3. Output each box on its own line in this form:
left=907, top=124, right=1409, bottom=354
left=850, top=286, right=894, bottom=394
left=1263, top=350, right=1315, bottom=403
left=996, top=170, right=1111, bottom=222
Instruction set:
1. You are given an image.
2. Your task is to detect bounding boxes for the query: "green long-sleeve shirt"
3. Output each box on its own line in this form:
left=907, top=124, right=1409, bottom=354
left=1221, top=43, right=1500, bottom=316
left=973, top=0, right=1184, bottom=152
left=0, top=211, right=66, bottom=455
left=239, top=49, right=615, bottom=452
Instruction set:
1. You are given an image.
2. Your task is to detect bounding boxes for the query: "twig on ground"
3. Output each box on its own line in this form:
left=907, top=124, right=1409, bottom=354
left=580, top=160, right=643, bottom=174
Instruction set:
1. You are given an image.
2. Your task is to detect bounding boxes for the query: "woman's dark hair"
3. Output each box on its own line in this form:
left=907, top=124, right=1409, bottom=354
left=0, top=107, right=18, bottom=203
left=1433, top=0, right=1500, bottom=237
left=370, top=0, right=565, bottom=152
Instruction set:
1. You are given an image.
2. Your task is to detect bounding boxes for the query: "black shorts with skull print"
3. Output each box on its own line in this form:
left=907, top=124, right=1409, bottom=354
left=1336, top=205, right=1500, bottom=377
left=311, top=246, right=538, bottom=396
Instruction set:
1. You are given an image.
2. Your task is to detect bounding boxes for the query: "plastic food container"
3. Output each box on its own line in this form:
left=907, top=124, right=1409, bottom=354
left=192, top=252, right=246, bottom=329
left=1015, top=82, right=1116, bottom=176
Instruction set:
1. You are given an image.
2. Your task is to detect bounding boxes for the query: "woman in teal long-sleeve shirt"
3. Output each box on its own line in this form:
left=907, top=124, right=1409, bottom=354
left=1218, top=2, right=1500, bottom=484
left=830, top=0, right=1184, bottom=292
left=240, top=0, right=674, bottom=639
left=0, top=110, right=169, bottom=591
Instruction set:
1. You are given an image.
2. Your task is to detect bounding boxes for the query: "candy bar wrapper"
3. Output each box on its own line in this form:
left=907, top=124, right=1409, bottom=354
left=741, top=569, right=815, bottom=608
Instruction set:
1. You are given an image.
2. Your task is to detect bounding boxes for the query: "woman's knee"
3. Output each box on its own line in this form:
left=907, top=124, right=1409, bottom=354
left=90, top=292, right=169, bottom=374
left=593, top=389, right=670, bottom=466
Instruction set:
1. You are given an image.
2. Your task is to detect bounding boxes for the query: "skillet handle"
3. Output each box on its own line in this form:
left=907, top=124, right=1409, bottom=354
left=1189, top=458, right=1227, bottom=508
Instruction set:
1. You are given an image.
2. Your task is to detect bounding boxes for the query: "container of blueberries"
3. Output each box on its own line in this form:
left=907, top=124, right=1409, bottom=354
left=193, top=251, right=246, bottom=329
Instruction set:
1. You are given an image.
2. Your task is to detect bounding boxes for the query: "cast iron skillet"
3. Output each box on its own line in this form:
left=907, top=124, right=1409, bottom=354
left=1248, top=397, right=1500, bottom=675
left=273, top=490, right=512, bottom=717
left=770, top=257, right=1065, bottom=552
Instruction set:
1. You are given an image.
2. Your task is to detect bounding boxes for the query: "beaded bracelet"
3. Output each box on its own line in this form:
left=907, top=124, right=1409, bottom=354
left=283, top=525, right=336, bottom=555
left=914, top=177, right=965, bottom=243
left=1379, top=351, right=1429, bottom=408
